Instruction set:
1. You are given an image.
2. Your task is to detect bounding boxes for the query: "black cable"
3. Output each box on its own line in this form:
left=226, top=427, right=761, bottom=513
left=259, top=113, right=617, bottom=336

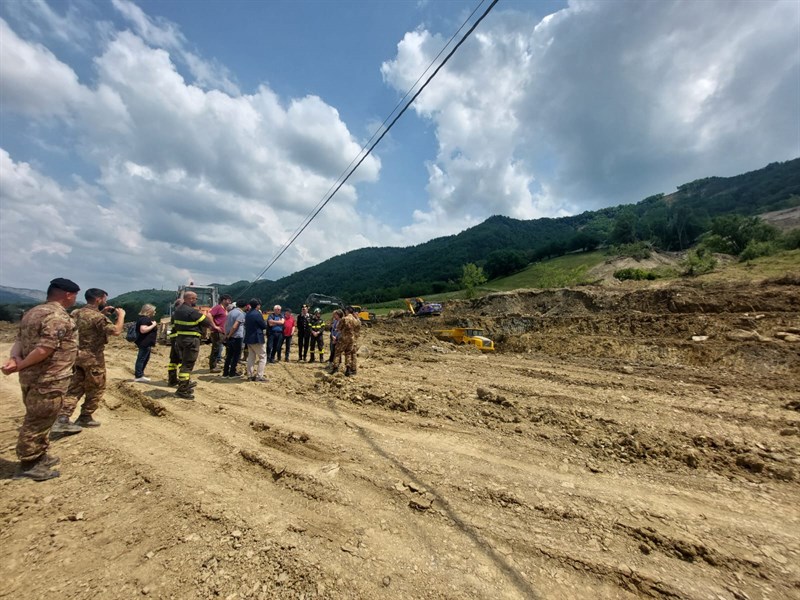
left=250, top=0, right=488, bottom=288
left=235, top=0, right=500, bottom=299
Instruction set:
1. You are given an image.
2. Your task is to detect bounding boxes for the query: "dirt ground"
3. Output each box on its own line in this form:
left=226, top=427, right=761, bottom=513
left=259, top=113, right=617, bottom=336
left=1, top=279, right=799, bottom=600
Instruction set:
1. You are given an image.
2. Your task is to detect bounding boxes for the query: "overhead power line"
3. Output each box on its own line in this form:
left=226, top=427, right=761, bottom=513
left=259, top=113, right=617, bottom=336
left=235, top=0, right=500, bottom=299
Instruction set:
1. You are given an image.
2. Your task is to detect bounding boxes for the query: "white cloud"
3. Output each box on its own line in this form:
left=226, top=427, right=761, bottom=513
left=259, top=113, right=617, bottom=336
left=0, top=8, right=388, bottom=295
left=111, top=0, right=240, bottom=95
left=382, top=0, right=800, bottom=238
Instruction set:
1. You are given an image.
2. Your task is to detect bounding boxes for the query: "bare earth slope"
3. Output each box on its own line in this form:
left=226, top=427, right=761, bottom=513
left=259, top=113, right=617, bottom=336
left=1, top=280, right=798, bottom=600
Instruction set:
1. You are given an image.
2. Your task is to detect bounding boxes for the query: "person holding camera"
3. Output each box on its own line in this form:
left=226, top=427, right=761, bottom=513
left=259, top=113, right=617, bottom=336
left=53, top=287, right=125, bottom=432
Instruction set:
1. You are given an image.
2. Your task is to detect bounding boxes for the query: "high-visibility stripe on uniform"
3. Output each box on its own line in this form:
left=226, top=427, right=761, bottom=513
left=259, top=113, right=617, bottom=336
left=174, top=314, right=206, bottom=326
left=176, top=331, right=202, bottom=336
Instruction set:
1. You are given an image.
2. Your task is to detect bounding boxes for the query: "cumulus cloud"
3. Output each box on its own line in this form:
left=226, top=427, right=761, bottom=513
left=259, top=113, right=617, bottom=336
left=0, top=8, right=387, bottom=295
left=382, top=0, right=800, bottom=237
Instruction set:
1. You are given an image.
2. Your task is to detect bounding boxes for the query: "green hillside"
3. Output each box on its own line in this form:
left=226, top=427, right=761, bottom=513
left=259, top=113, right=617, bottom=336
left=218, top=157, right=799, bottom=308
left=97, top=157, right=800, bottom=312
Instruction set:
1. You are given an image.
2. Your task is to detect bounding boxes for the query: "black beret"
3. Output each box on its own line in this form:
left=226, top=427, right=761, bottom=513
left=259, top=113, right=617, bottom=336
left=49, top=277, right=80, bottom=293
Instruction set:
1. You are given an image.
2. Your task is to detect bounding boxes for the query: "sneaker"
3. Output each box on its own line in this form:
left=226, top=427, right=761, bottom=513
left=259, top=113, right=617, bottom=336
left=133, top=376, right=151, bottom=383
left=254, top=376, right=267, bottom=382
left=50, top=416, right=82, bottom=435
left=76, top=415, right=101, bottom=428
left=13, top=460, right=59, bottom=482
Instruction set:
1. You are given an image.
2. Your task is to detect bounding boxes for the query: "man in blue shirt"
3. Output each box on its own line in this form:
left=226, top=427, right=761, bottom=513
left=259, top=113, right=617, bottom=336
left=223, top=298, right=247, bottom=378
left=243, top=299, right=267, bottom=382
left=266, top=304, right=285, bottom=363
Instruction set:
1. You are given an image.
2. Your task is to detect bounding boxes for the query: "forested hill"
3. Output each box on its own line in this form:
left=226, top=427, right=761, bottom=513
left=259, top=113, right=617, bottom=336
left=115, top=157, right=800, bottom=312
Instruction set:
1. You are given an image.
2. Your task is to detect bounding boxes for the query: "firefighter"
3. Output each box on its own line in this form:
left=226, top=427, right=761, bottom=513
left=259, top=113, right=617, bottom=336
left=308, top=308, right=326, bottom=363
left=166, top=298, right=184, bottom=386
left=172, top=291, right=222, bottom=399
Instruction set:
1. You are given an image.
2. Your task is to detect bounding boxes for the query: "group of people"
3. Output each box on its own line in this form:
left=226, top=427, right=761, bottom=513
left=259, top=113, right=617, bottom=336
left=163, top=295, right=361, bottom=395
left=2, top=278, right=363, bottom=482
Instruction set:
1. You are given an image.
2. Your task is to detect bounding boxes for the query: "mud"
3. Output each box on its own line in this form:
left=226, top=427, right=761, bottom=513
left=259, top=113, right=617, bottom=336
left=1, top=280, right=798, bottom=599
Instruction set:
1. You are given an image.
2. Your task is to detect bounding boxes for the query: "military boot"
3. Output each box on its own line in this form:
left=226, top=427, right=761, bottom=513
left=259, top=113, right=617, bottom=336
left=40, top=454, right=60, bottom=468
left=13, top=457, right=60, bottom=481
left=76, top=415, right=101, bottom=428
left=345, top=367, right=356, bottom=377
left=176, top=381, right=195, bottom=400
left=50, top=416, right=82, bottom=435
left=167, top=370, right=179, bottom=387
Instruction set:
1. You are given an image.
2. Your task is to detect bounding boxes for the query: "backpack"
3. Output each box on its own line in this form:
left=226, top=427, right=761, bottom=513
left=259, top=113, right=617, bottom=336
left=125, top=322, right=138, bottom=343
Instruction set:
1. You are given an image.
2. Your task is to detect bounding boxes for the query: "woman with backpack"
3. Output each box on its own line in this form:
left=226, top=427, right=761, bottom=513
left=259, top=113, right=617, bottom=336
left=133, top=304, right=158, bottom=382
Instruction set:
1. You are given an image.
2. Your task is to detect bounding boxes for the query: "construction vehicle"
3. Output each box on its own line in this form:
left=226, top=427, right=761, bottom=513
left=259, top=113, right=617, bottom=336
left=157, top=283, right=220, bottom=344
left=434, top=327, right=495, bottom=351
left=405, top=297, right=443, bottom=316
left=303, top=293, right=377, bottom=326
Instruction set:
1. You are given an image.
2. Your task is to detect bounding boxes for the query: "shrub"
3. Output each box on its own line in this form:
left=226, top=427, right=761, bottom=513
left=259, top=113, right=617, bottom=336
left=739, top=240, right=778, bottom=262
left=607, top=241, right=653, bottom=260
left=613, top=268, right=657, bottom=281
left=682, top=247, right=717, bottom=276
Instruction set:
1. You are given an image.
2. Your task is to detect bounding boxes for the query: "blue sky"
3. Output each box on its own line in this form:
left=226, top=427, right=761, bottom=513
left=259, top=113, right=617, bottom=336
left=1, top=0, right=798, bottom=296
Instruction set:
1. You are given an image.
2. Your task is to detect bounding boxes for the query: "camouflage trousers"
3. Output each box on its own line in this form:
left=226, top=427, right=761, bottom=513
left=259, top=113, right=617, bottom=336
left=333, top=338, right=357, bottom=372
left=17, top=378, right=70, bottom=462
left=60, top=362, right=106, bottom=419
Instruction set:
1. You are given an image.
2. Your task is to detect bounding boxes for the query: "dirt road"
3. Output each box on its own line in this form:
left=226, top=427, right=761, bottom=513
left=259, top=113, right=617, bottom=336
left=1, top=282, right=798, bottom=600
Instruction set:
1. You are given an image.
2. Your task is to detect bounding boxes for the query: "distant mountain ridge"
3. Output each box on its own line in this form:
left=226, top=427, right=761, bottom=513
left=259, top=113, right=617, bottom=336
left=106, top=157, right=799, bottom=313
left=0, top=285, right=46, bottom=304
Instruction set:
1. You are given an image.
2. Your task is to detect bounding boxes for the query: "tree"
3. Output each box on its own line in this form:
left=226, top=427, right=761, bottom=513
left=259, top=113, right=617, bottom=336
left=610, top=209, right=638, bottom=245
left=461, top=263, right=487, bottom=299
left=485, top=250, right=527, bottom=280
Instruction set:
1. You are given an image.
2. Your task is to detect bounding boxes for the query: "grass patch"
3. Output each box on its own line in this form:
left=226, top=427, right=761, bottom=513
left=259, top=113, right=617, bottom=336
left=488, top=252, right=606, bottom=290
left=700, top=248, right=800, bottom=282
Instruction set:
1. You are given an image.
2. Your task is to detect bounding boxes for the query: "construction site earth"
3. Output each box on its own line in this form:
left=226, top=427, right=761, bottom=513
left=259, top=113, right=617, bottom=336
left=1, top=276, right=799, bottom=600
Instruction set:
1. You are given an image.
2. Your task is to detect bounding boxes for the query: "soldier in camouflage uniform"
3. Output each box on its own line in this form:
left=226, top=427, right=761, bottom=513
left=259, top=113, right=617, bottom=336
left=1, top=278, right=81, bottom=481
left=54, top=288, right=125, bottom=431
left=330, top=306, right=361, bottom=376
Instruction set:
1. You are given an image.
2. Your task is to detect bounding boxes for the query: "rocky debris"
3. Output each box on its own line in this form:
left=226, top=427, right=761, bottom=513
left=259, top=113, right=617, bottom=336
left=409, top=496, right=434, bottom=511
left=691, top=335, right=709, bottom=341
left=476, top=387, right=514, bottom=408
left=725, top=329, right=768, bottom=342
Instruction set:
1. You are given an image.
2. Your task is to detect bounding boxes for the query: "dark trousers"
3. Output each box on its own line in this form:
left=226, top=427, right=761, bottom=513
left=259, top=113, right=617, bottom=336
left=298, top=330, right=310, bottom=360
left=223, top=338, right=243, bottom=376
left=175, top=336, right=200, bottom=385
left=135, top=345, right=153, bottom=378
left=209, top=331, right=222, bottom=368
left=268, top=330, right=283, bottom=362
left=281, top=335, right=293, bottom=360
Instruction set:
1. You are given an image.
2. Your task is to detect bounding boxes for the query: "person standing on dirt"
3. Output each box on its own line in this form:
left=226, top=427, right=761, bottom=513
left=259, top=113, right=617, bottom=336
left=328, top=309, right=343, bottom=365
left=296, top=305, right=311, bottom=361
left=172, top=291, right=222, bottom=399
left=2, top=278, right=81, bottom=481
left=55, top=287, right=125, bottom=431
left=244, top=298, right=268, bottom=382
left=222, top=298, right=247, bottom=378
left=280, top=308, right=295, bottom=361
left=133, top=303, right=158, bottom=382
left=266, top=305, right=285, bottom=363
left=308, top=308, right=326, bottom=363
left=166, top=297, right=184, bottom=386
left=208, top=294, right=232, bottom=373
left=332, top=306, right=361, bottom=376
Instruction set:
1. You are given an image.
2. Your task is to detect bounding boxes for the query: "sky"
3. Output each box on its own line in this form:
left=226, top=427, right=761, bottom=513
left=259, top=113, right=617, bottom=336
left=0, top=0, right=798, bottom=297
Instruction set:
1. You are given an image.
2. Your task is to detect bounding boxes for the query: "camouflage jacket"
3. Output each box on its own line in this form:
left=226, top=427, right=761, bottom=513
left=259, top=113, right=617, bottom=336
left=339, top=314, right=361, bottom=342
left=16, top=302, right=78, bottom=385
left=71, top=306, right=116, bottom=366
